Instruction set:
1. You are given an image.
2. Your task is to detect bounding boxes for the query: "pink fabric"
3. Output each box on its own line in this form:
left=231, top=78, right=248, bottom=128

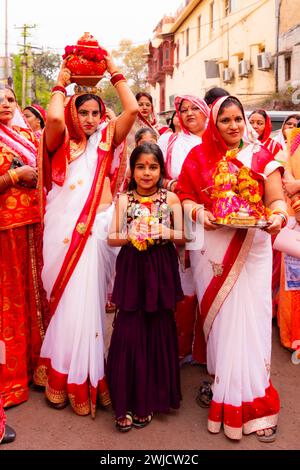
left=0, top=123, right=37, bottom=166
left=174, top=94, right=210, bottom=135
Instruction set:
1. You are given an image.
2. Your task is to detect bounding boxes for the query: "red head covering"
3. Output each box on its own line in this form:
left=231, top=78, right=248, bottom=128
left=174, top=94, right=210, bottom=135
left=249, top=109, right=272, bottom=143
left=176, top=96, right=276, bottom=206
left=25, top=103, right=47, bottom=124
left=200, top=95, right=242, bottom=163
left=64, top=93, right=106, bottom=143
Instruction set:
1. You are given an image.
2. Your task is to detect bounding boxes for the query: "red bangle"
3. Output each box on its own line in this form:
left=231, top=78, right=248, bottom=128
left=110, top=73, right=126, bottom=86
left=51, top=85, right=67, bottom=96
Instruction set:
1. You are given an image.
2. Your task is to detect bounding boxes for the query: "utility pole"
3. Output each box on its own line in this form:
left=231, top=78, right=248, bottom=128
left=15, top=24, right=36, bottom=108
left=4, top=0, right=8, bottom=79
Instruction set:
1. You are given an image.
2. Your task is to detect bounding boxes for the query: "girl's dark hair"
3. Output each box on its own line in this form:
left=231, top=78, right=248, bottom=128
left=204, top=87, right=229, bottom=106
left=168, top=111, right=177, bottom=132
left=24, top=105, right=45, bottom=128
left=128, top=142, right=166, bottom=190
left=218, top=96, right=245, bottom=119
left=135, top=92, right=153, bottom=104
left=135, top=127, right=157, bottom=145
left=75, top=94, right=105, bottom=117
left=249, top=109, right=267, bottom=121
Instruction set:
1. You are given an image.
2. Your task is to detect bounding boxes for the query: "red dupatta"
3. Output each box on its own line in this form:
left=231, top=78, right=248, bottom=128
left=252, top=109, right=282, bottom=157
left=39, top=94, right=123, bottom=315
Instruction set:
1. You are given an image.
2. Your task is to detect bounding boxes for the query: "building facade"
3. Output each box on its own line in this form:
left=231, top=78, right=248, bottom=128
left=147, top=0, right=281, bottom=112
left=278, top=0, right=300, bottom=93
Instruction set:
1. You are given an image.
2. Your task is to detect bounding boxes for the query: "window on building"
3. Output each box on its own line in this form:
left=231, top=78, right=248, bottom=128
left=285, top=55, right=291, bottom=81
left=164, top=44, right=170, bottom=64
left=210, top=1, right=215, bottom=33
left=176, top=41, right=180, bottom=67
left=186, top=28, right=189, bottom=56
left=197, top=15, right=201, bottom=48
left=159, top=49, right=163, bottom=69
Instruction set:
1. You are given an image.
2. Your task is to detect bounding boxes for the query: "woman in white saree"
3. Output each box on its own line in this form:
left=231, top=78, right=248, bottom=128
left=33, top=58, right=138, bottom=416
left=176, top=96, right=287, bottom=442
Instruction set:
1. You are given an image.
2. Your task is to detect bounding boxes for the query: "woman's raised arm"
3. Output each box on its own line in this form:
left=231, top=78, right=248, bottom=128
left=45, top=62, right=71, bottom=153
left=105, top=54, right=138, bottom=146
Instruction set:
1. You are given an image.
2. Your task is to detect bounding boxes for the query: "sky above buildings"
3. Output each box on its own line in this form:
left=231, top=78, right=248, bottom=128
left=1, top=0, right=181, bottom=55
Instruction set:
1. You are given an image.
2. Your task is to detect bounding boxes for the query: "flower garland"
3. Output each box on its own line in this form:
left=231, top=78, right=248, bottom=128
left=128, top=196, right=171, bottom=251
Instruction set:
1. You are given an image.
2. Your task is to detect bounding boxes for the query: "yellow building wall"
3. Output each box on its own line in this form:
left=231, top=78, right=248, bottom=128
left=151, top=0, right=277, bottom=109
left=280, top=0, right=300, bottom=33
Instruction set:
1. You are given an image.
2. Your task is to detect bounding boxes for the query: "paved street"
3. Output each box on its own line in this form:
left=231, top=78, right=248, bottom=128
left=1, top=322, right=300, bottom=452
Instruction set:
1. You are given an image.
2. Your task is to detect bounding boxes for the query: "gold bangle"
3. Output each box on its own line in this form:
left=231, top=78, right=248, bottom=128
left=7, top=169, right=19, bottom=185
left=51, top=90, right=66, bottom=97
left=272, top=208, right=288, bottom=218
left=113, top=79, right=127, bottom=87
left=291, top=200, right=300, bottom=209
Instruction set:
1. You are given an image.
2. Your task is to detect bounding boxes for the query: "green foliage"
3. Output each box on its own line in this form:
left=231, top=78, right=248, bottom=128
left=11, top=54, right=22, bottom=104
left=100, top=39, right=148, bottom=114
left=12, top=49, right=60, bottom=107
left=100, top=78, right=122, bottom=115
left=112, top=39, right=148, bottom=95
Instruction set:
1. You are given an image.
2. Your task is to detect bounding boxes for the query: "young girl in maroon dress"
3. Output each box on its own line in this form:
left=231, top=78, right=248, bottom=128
left=107, top=142, right=184, bottom=432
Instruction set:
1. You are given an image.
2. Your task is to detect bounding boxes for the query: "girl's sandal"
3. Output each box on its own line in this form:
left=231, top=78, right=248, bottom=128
left=195, top=381, right=213, bottom=408
left=115, top=412, right=133, bottom=433
left=256, top=426, right=277, bottom=443
left=132, top=413, right=153, bottom=429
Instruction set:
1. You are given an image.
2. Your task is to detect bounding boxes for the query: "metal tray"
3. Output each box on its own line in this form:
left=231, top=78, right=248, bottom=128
left=212, top=220, right=270, bottom=229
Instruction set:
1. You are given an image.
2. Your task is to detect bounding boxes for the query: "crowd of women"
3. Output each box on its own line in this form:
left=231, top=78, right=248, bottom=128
left=1, top=53, right=300, bottom=446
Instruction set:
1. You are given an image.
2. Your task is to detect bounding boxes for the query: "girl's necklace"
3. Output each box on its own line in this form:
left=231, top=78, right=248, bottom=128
left=135, top=188, right=158, bottom=197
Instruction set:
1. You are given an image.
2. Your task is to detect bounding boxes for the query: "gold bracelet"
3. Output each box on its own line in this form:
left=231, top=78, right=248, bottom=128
left=51, top=90, right=66, bottom=97
left=7, top=169, right=19, bottom=185
left=113, top=79, right=127, bottom=88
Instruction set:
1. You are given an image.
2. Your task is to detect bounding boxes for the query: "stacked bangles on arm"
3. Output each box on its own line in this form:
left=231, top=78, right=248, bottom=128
left=290, top=194, right=300, bottom=214
left=271, top=208, right=289, bottom=228
left=7, top=169, right=19, bottom=185
left=110, top=71, right=127, bottom=87
left=189, top=204, right=205, bottom=223
left=51, top=85, right=67, bottom=97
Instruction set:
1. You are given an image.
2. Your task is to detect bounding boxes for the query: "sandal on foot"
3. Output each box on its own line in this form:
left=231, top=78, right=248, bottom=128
left=47, top=398, right=68, bottom=410
left=115, top=413, right=133, bottom=433
left=196, top=381, right=213, bottom=408
left=132, top=413, right=153, bottom=429
left=256, top=426, right=277, bottom=443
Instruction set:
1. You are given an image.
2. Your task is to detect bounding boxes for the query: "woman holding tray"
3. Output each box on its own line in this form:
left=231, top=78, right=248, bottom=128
left=176, top=95, right=287, bottom=442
